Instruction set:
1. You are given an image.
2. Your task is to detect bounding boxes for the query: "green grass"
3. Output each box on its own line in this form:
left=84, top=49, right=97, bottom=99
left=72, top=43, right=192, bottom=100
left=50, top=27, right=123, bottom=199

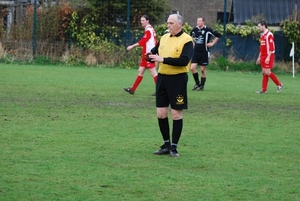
left=0, top=64, right=299, bottom=201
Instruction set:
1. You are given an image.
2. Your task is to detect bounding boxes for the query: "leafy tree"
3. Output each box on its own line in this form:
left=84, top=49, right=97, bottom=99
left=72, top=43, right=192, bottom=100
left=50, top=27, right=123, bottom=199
left=67, top=0, right=168, bottom=48
left=69, top=11, right=100, bottom=49
left=281, top=20, right=300, bottom=60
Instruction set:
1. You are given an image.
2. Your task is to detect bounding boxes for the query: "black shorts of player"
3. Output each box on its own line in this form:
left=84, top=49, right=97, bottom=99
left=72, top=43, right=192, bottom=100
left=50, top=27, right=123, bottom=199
left=156, top=73, right=188, bottom=110
left=191, top=51, right=210, bottom=66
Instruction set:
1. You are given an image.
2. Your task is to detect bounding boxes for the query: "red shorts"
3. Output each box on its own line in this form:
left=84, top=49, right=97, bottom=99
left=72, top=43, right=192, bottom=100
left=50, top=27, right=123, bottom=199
left=140, top=58, right=156, bottom=68
left=260, top=54, right=274, bottom=69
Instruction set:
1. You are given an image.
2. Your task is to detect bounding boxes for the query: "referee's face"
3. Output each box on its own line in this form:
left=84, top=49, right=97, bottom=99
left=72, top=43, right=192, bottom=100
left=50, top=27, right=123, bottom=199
left=167, top=15, right=182, bottom=36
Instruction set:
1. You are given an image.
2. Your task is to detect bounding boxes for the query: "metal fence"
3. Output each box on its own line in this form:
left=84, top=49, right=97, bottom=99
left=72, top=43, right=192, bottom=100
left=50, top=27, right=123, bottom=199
left=0, top=0, right=168, bottom=58
left=0, top=0, right=298, bottom=63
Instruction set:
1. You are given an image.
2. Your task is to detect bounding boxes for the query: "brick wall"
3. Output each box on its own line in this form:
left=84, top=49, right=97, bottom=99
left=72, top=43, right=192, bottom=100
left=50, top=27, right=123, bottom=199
left=168, top=0, right=233, bottom=27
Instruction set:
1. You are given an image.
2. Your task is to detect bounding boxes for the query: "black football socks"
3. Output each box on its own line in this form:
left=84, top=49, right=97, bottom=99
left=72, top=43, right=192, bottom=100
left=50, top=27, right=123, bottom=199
left=193, top=72, right=200, bottom=85
left=172, top=119, right=183, bottom=145
left=158, top=117, right=170, bottom=143
left=200, top=77, right=206, bottom=87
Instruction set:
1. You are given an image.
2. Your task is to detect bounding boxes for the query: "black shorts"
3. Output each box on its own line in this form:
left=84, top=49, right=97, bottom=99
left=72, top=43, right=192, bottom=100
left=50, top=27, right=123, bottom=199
left=156, top=73, right=188, bottom=110
left=191, top=51, right=210, bottom=66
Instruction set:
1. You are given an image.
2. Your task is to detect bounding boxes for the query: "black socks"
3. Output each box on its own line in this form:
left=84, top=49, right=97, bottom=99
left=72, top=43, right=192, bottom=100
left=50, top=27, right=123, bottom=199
left=172, top=119, right=183, bottom=146
left=158, top=118, right=183, bottom=147
left=193, top=72, right=200, bottom=85
left=158, top=117, right=170, bottom=142
left=200, top=77, right=206, bottom=87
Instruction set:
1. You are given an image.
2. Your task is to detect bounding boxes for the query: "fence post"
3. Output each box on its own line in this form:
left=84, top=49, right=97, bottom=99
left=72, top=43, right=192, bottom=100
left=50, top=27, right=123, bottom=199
left=68, top=30, right=72, bottom=54
left=32, top=0, right=37, bottom=57
left=222, top=0, right=227, bottom=57
left=125, top=0, right=131, bottom=46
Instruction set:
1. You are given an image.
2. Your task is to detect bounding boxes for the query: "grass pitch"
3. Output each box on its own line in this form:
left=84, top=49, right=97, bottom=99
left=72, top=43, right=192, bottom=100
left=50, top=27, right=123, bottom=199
left=0, top=64, right=299, bottom=200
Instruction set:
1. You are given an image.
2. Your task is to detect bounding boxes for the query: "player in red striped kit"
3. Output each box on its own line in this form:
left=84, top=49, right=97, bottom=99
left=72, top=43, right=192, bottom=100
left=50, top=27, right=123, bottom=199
left=123, top=15, right=158, bottom=95
left=256, top=21, right=283, bottom=94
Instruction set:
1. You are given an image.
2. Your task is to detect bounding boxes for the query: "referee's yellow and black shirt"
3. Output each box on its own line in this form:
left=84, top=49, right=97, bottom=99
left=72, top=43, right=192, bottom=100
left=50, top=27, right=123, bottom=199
left=151, top=30, right=194, bottom=75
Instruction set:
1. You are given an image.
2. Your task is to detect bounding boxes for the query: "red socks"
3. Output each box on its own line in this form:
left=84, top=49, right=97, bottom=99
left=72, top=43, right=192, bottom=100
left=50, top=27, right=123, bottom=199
left=131, top=75, right=143, bottom=91
left=153, top=75, right=157, bottom=83
left=262, top=75, right=269, bottom=91
left=269, top=72, right=281, bottom=86
left=131, top=75, right=157, bottom=92
left=262, top=73, right=281, bottom=92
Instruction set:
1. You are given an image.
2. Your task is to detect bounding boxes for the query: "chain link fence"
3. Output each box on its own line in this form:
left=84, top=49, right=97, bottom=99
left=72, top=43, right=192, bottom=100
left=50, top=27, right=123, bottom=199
left=0, top=0, right=298, bottom=65
left=0, top=0, right=170, bottom=64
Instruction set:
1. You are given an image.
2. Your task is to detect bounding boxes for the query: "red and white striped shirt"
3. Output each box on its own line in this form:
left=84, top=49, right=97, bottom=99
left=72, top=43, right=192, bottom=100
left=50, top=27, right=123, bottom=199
left=260, top=30, right=275, bottom=58
left=138, top=25, right=157, bottom=57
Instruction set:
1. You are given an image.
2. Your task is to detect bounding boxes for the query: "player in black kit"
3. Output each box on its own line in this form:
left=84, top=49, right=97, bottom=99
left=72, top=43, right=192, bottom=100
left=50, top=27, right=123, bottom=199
left=190, top=17, right=221, bottom=91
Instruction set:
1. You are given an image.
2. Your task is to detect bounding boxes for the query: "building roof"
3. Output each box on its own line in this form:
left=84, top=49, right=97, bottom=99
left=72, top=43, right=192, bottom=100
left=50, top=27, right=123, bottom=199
left=233, top=0, right=300, bottom=25
left=0, top=0, right=15, bottom=5
left=0, top=0, right=32, bottom=5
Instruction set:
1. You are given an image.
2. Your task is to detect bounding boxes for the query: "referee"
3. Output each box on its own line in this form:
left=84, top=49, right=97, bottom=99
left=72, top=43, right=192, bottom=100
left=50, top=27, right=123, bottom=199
left=190, top=17, right=221, bottom=91
left=148, top=14, right=193, bottom=157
